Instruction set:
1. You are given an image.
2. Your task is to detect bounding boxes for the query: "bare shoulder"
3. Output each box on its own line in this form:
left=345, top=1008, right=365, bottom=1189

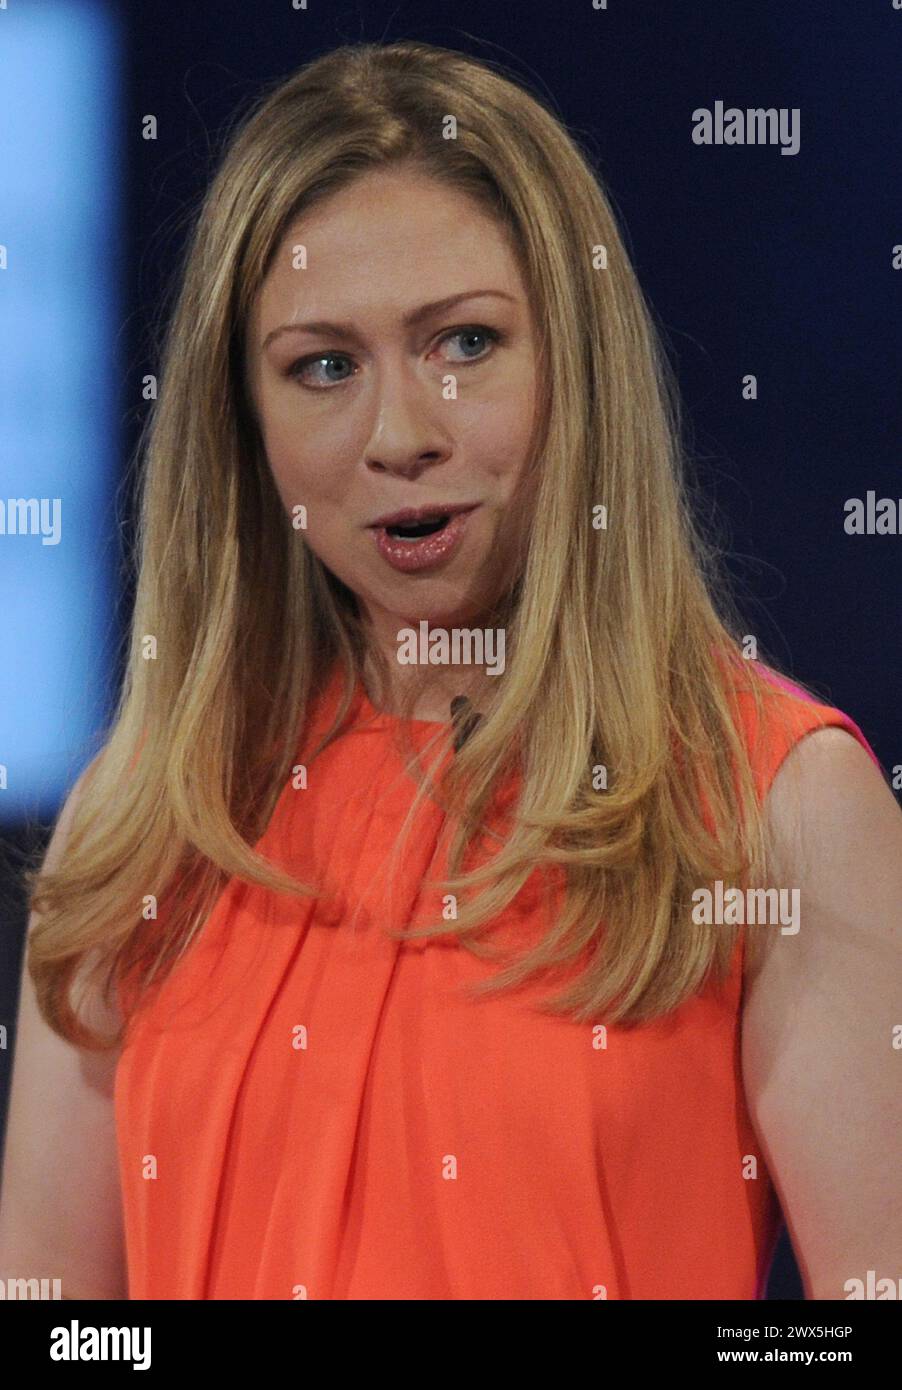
left=0, top=757, right=128, bottom=1298
left=739, top=724, right=902, bottom=1297
left=746, top=725, right=898, bottom=980
left=764, top=723, right=889, bottom=837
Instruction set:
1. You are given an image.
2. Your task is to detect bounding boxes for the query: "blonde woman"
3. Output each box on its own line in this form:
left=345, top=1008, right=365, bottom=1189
left=1, top=41, right=899, bottom=1302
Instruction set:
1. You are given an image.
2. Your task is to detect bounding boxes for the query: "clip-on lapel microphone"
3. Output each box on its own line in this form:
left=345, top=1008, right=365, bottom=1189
left=449, top=695, right=483, bottom=753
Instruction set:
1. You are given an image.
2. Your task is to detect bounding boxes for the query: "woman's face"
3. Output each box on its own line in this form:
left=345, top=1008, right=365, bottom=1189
left=245, top=167, right=539, bottom=646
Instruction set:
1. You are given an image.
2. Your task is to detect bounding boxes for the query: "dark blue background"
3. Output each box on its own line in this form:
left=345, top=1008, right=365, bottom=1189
left=3, top=0, right=900, bottom=1302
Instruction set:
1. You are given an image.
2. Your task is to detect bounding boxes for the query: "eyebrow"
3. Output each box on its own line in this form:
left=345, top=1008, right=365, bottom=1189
left=261, top=289, right=516, bottom=350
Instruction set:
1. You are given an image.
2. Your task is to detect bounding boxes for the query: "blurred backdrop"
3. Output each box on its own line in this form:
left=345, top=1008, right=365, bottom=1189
left=1, top=0, right=900, bottom=1300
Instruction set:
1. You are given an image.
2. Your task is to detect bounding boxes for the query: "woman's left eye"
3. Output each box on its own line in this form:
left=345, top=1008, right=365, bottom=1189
left=439, top=325, right=501, bottom=363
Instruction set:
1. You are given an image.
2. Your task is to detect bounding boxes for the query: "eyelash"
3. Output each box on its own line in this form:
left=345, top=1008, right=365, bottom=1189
left=285, top=324, right=504, bottom=389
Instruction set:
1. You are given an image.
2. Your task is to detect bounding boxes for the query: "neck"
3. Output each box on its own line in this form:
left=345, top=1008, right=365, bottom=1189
left=360, top=646, right=489, bottom=724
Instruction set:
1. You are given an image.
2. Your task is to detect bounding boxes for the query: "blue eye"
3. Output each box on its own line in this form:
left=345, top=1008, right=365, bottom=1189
left=287, top=353, right=355, bottom=387
left=286, top=324, right=502, bottom=389
left=441, top=326, right=501, bottom=362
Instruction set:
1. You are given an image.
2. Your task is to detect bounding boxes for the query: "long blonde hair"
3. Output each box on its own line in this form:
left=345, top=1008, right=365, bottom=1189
left=28, top=39, right=816, bottom=1048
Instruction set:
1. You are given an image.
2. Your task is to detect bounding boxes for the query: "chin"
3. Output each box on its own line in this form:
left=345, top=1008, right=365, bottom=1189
left=389, top=594, right=480, bottom=629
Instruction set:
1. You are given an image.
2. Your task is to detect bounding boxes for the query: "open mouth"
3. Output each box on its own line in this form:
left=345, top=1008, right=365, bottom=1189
left=384, top=514, right=451, bottom=540
left=370, top=506, right=477, bottom=572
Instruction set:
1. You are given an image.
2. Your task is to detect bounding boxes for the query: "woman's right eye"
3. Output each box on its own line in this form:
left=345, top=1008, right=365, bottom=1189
left=287, top=353, right=356, bottom=389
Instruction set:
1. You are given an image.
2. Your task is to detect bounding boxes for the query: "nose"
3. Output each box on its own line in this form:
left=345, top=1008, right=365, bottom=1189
left=363, top=359, right=454, bottom=479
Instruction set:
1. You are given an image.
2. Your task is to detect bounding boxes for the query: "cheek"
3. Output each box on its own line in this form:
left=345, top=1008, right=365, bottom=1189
left=258, top=401, right=351, bottom=511
left=461, top=410, right=532, bottom=486
left=264, top=444, right=311, bottom=520
left=458, top=361, right=537, bottom=481
left=259, top=429, right=360, bottom=575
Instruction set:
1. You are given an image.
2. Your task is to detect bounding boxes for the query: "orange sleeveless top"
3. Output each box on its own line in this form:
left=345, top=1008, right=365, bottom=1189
left=114, top=661, right=879, bottom=1299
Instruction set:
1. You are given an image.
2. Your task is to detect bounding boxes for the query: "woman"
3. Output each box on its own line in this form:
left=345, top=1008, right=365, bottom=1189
left=2, top=41, right=899, bottom=1302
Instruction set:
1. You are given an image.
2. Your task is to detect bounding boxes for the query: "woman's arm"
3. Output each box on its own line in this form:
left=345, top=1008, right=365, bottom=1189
left=742, top=726, right=902, bottom=1300
left=0, top=766, right=128, bottom=1300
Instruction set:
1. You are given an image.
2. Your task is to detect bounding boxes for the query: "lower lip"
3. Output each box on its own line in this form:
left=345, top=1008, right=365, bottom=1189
left=370, top=508, right=478, bottom=573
